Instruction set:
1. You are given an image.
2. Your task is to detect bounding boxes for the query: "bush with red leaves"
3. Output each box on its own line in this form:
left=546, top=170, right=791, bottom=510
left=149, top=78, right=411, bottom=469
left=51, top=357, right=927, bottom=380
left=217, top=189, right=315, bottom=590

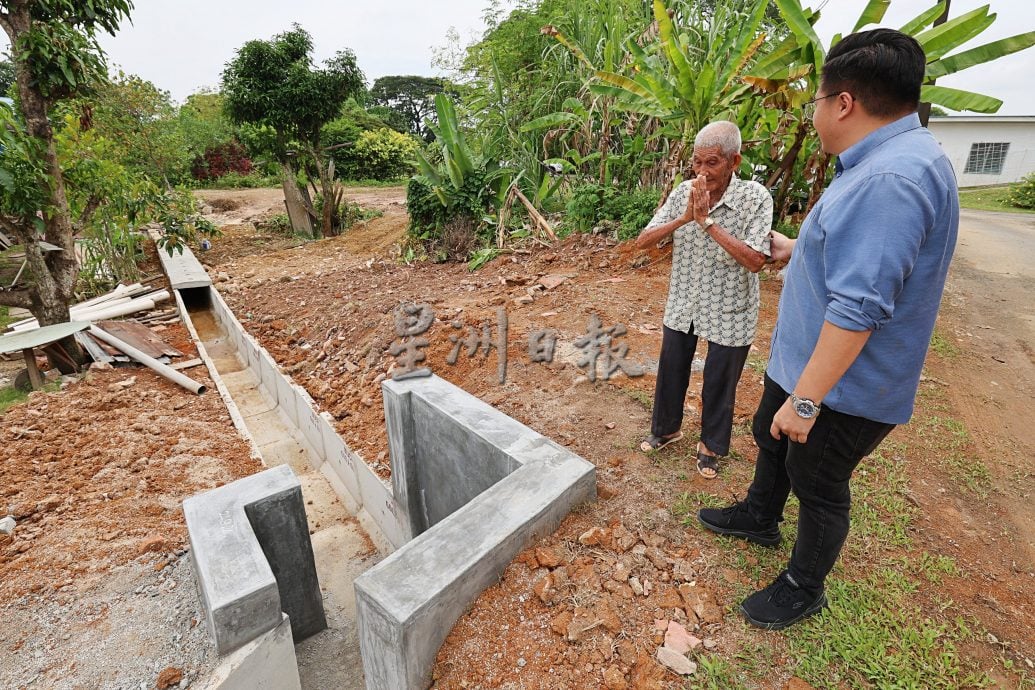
left=191, top=141, right=253, bottom=181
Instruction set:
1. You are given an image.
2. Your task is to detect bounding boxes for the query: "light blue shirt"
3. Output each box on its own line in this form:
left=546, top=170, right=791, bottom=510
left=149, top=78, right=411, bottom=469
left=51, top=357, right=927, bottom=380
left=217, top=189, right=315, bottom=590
left=768, top=113, right=959, bottom=424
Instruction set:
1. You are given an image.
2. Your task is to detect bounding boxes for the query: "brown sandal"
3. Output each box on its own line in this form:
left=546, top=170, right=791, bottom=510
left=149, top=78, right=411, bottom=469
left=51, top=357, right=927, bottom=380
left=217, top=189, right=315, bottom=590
left=639, top=431, right=683, bottom=453
left=696, top=450, right=720, bottom=479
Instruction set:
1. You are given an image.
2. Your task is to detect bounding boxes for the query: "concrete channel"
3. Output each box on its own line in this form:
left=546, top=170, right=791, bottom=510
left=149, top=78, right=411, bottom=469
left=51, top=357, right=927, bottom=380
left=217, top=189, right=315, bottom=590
left=185, top=292, right=374, bottom=689
left=159, top=243, right=597, bottom=689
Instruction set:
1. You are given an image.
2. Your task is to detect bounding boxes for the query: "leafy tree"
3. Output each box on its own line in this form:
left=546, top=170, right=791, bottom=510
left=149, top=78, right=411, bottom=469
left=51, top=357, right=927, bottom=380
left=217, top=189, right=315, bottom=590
left=221, top=24, right=365, bottom=238
left=369, top=75, right=446, bottom=141
left=0, top=0, right=133, bottom=362
left=86, top=72, right=190, bottom=188
left=0, top=55, right=13, bottom=93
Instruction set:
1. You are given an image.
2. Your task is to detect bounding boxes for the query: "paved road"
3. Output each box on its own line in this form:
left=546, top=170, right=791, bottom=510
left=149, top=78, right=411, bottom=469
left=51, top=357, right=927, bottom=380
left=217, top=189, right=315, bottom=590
left=954, top=208, right=1035, bottom=342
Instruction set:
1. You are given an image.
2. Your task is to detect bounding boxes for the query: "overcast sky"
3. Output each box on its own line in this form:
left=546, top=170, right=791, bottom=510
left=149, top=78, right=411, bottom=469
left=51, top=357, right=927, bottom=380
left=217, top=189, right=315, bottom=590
left=6, top=0, right=1035, bottom=114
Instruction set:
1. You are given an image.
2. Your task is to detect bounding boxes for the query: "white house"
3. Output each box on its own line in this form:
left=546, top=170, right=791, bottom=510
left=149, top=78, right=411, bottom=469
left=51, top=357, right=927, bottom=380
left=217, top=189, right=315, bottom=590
left=927, top=115, right=1035, bottom=188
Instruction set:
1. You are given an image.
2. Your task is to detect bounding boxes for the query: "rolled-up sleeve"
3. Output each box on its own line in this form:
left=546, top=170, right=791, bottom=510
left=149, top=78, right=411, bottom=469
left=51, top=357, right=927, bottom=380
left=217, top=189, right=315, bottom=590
left=822, top=174, right=932, bottom=332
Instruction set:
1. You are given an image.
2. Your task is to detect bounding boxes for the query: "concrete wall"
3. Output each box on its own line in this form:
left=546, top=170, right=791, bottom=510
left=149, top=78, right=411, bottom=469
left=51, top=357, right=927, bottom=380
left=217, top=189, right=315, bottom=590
left=183, top=465, right=325, bottom=655
left=928, top=116, right=1035, bottom=187
left=197, top=614, right=301, bottom=690
left=355, top=375, right=597, bottom=690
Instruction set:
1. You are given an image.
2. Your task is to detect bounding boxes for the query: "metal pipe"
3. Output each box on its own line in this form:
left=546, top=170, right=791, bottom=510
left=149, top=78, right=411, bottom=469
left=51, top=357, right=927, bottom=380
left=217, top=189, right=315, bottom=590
left=88, top=325, right=206, bottom=395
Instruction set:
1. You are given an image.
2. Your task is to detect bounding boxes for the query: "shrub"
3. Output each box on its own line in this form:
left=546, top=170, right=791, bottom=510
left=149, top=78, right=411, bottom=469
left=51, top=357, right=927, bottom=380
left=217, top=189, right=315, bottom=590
left=564, top=183, right=661, bottom=239
left=353, top=129, right=418, bottom=181
left=191, top=140, right=252, bottom=181
left=1008, top=173, right=1035, bottom=209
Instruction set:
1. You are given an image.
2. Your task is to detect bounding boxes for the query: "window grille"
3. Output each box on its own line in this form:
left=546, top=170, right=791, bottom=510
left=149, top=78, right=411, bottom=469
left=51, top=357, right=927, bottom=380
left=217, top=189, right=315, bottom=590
left=963, top=142, right=1010, bottom=174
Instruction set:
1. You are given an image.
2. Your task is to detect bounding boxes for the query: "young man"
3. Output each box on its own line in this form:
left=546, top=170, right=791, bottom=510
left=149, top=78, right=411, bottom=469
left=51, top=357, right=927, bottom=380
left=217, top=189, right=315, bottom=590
left=635, top=121, right=773, bottom=479
left=698, top=29, right=959, bottom=629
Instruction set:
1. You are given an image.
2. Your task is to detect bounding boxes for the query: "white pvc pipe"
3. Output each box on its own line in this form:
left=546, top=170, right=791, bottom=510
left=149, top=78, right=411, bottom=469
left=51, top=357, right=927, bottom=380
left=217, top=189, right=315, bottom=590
left=12, top=291, right=170, bottom=331
left=88, top=325, right=206, bottom=395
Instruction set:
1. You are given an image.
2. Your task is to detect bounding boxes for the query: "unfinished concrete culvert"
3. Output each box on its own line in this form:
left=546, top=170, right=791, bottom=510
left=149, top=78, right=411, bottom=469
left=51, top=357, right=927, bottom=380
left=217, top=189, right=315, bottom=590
left=159, top=244, right=597, bottom=689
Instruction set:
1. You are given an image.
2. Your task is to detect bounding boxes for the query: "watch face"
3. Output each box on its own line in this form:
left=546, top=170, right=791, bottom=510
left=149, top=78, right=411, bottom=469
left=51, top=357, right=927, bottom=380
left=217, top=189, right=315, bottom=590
left=794, top=399, right=817, bottom=419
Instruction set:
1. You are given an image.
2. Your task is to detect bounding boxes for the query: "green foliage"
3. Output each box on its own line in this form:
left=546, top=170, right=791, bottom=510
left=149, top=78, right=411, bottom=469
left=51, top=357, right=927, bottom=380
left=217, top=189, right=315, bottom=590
left=1008, top=172, right=1035, bottom=209
left=84, top=72, right=191, bottom=185
left=407, top=94, right=510, bottom=250
left=786, top=569, right=990, bottom=689
left=201, top=171, right=281, bottom=189
left=957, top=185, right=1035, bottom=214
left=564, top=183, right=660, bottom=239
left=368, top=75, right=446, bottom=140
left=0, top=57, right=14, bottom=94
left=221, top=25, right=365, bottom=144
left=351, top=128, right=418, bottom=181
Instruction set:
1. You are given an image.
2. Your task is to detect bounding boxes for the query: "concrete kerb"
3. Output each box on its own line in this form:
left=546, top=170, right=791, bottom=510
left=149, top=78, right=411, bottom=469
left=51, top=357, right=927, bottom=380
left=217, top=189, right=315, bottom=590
left=183, top=465, right=326, bottom=655
left=197, top=614, right=301, bottom=690
left=354, top=375, right=597, bottom=690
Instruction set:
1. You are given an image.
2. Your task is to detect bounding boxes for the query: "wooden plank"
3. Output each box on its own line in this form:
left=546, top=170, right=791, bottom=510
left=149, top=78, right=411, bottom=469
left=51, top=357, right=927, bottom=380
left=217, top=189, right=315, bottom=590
left=22, top=348, right=43, bottom=390
left=96, top=320, right=183, bottom=359
left=170, top=358, right=204, bottom=371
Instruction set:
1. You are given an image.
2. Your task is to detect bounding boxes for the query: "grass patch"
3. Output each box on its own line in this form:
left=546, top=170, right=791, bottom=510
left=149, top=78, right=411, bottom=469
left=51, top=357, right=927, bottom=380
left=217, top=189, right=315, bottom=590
left=918, top=415, right=991, bottom=494
left=0, top=305, right=12, bottom=330
left=0, top=385, right=29, bottom=413
left=621, top=386, right=653, bottom=412
left=746, top=354, right=767, bottom=376
left=691, top=654, right=747, bottom=689
left=958, top=186, right=1035, bottom=214
left=930, top=329, right=961, bottom=358
left=786, top=568, right=992, bottom=689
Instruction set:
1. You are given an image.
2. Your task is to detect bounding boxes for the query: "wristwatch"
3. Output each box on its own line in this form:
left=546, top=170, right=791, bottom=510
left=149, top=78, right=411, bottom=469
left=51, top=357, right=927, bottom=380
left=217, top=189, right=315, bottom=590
left=790, top=393, right=820, bottom=419
left=702, top=215, right=717, bottom=230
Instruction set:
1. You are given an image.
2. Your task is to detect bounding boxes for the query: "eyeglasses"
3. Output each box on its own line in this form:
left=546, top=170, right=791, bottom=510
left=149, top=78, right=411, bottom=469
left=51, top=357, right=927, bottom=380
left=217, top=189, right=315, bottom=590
left=802, top=93, right=839, bottom=119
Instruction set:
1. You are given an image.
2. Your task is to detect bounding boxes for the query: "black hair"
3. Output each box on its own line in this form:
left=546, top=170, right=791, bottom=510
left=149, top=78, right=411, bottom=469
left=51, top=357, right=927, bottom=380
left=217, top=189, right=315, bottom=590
left=821, top=28, right=926, bottom=118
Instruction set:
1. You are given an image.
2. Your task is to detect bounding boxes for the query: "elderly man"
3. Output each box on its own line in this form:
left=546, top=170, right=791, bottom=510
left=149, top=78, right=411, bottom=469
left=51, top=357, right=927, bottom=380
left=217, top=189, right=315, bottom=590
left=636, top=121, right=773, bottom=479
left=699, top=29, right=959, bottom=630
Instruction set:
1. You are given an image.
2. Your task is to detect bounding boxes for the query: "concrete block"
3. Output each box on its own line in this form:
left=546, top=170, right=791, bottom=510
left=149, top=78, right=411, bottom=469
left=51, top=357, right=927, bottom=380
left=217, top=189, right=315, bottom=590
left=355, top=457, right=406, bottom=549
left=276, top=374, right=298, bottom=426
left=257, top=349, right=280, bottom=405
left=355, top=459, right=594, bottom=690
left=296, top=393, right=325, bottom=460
left=197, top=614, right=300, bottom=690
left=355, top=375, right=596, bottom=690
left=184, top=465, right=326, bottom=655
left=319, top=413, right=362, bottom=509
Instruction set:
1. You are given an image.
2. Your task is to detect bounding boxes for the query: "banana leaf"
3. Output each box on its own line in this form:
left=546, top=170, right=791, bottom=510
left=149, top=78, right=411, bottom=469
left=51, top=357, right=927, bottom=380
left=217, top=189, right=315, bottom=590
left=520, top=112, right=583, bottom=133
left=927, top=30, right=1035, bottom=78
left=921, top=84, right=1002, bottom=113
left=654, top=0, right=695, bottom=102
left=899, top=1, right=947, bottom=36
left=914, top=7, right=996, bottom=62
left=853, top=0, right=892, bottom=32
left=774, top=0, right=826, bottom=69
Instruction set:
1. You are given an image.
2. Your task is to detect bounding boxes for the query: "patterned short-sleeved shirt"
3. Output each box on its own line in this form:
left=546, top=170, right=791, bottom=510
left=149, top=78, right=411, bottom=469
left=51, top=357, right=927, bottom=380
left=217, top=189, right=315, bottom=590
left=648, top=176, right=773, bottom=347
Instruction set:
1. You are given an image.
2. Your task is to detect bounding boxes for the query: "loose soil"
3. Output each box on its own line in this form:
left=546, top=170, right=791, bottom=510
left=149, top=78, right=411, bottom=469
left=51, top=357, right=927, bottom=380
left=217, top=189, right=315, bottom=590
left=3, top=186, right=1031, bottom=689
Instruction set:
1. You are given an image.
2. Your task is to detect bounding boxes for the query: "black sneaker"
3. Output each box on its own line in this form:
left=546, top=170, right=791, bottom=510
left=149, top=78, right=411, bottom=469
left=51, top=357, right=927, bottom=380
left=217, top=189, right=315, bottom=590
left=739, top=571, right=828, bottom=630
left=697, top=501, right=781, bottom=547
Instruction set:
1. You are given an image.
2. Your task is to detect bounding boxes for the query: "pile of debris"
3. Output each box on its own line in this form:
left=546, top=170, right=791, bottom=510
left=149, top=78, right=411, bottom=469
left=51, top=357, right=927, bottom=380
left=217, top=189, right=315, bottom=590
left=1, top=282, right=205, bottom=394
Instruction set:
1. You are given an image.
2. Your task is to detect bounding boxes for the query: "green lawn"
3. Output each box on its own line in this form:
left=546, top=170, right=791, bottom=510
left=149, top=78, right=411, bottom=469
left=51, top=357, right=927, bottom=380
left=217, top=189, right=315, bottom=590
left=958, top=185, right=1034, bottom=214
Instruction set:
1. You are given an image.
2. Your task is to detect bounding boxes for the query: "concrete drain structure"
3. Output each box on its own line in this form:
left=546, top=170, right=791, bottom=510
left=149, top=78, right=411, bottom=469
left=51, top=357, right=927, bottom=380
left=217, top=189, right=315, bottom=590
left=160, top=245, right=596, bottom=689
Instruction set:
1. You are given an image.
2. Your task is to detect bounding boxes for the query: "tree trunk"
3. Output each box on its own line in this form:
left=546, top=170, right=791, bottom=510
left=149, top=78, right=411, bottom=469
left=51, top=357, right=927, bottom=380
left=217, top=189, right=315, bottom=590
left=280, top=161, right=314, bottom=238
left=310, top=145, right=335, bottom=238
left=2, top=6, right=85, bottom=366
left=918, top=1, right=951, bottom=127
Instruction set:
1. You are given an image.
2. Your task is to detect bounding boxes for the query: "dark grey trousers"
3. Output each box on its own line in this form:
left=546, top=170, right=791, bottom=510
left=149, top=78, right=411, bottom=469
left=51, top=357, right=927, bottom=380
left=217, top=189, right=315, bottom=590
left=650, top=324, right=750, bottom=456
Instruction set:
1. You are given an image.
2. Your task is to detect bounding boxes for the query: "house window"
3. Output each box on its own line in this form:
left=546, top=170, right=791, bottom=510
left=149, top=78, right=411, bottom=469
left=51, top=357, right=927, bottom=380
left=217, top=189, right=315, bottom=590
left=963, top=142, right=1010, bottom=174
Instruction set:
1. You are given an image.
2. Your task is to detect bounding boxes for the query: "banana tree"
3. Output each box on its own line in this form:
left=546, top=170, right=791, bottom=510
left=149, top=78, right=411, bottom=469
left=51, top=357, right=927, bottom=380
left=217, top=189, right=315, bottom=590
left=545, top=0, right=772, bottom=189
left=747, top=0, right=1035, bottom=219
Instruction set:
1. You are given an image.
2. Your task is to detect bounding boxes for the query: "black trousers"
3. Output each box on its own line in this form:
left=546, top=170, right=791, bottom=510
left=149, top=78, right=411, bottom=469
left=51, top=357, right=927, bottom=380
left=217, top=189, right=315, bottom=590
left=651, top=324, right=750, bottom=456
left=746, top=374, right=895, bottom=593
